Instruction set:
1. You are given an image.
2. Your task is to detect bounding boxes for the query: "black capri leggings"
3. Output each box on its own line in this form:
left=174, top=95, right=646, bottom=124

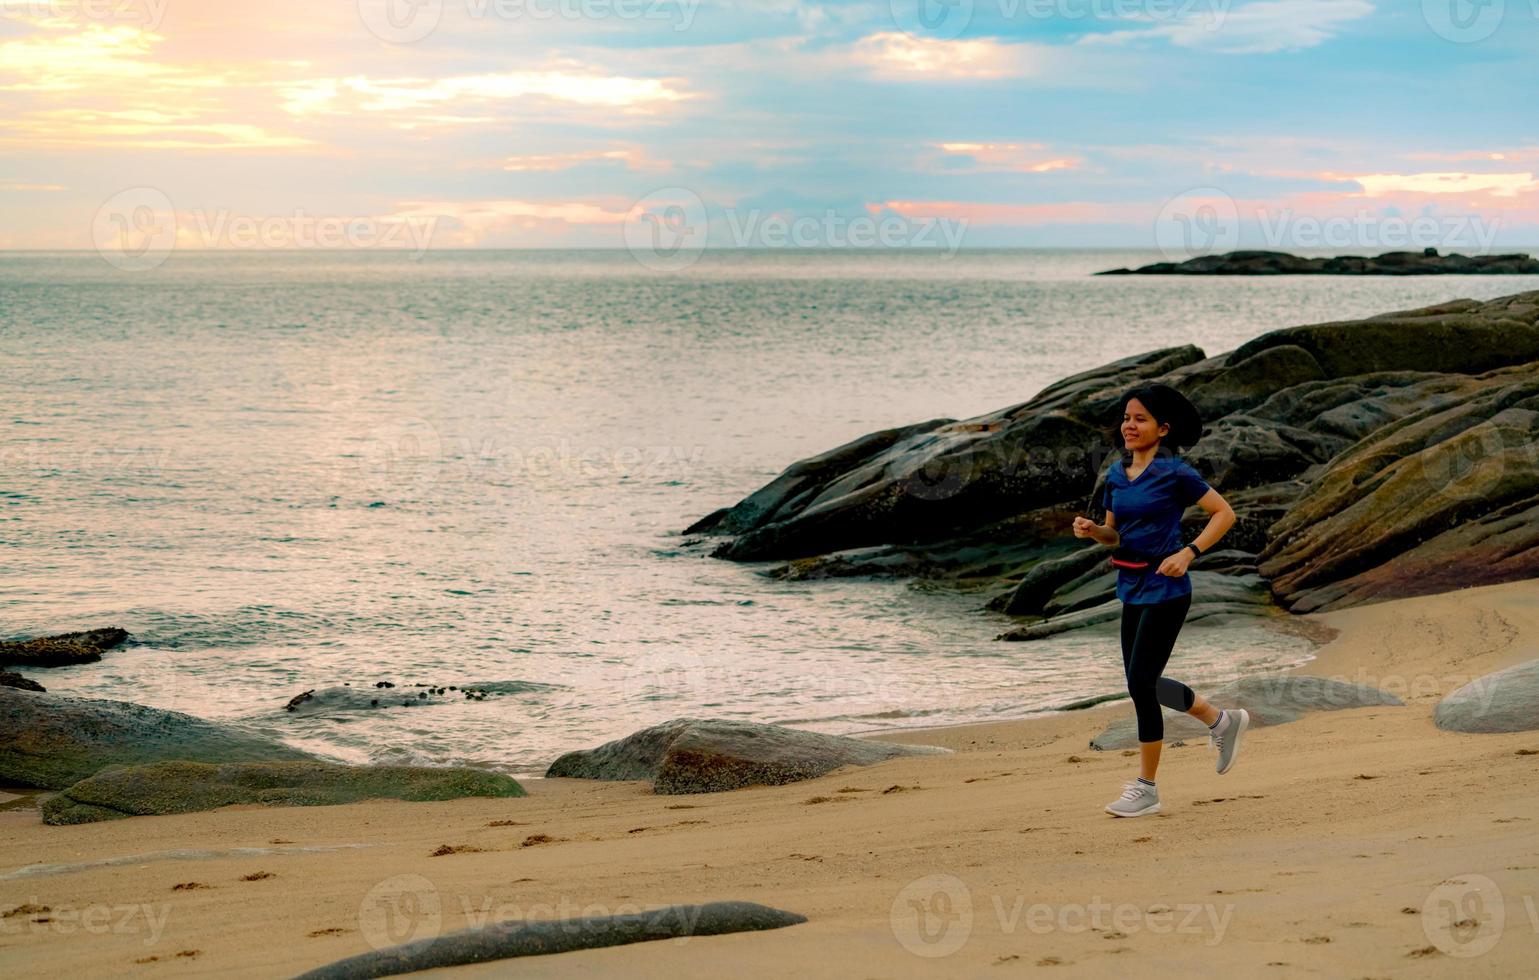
left=1120, top=592, right=1196, bottom=743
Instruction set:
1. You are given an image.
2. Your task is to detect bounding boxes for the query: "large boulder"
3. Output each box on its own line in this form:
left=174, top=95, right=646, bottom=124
left=294, top=901, right=807, bottom=980
left=42, top=760, right=526, bottom=824
left=0, top=687, right=318, bottom=789
left=1434, top=659, right=1539, bottom=734
left=0, top=627, right=128, bottom=668
left=1260, top=363, right=1539, bottom=612
left=1088, top=675, right=1405, bottom=750
left=546, top=717, right=950, bottom=794
left=689, top=289, right=1539, bottom=634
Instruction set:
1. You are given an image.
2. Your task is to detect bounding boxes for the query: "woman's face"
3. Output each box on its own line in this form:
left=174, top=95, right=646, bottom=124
left=1121, top=398, right=1170, bottom=452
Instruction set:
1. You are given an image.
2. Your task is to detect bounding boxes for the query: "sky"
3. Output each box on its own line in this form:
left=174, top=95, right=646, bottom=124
left=2, top=0, right=1538, bottom=255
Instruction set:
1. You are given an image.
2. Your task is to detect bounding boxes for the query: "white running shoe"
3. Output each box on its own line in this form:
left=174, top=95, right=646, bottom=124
left=1105, top=779, right=1161, bottom=817
left=1212, top=708, right=1250, bottom=775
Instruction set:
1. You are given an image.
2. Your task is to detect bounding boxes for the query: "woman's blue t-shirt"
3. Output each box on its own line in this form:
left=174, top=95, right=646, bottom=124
left=1102, top=452, right=1211, bottom=605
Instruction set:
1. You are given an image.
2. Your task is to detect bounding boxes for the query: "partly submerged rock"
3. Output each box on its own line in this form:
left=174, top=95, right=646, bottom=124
left=1088, top=675, right=1405, bottom=750
left=0, top=669, right=44, bottom=692
left=0, top=627, right=129, bottom=668
left=1434, top=659, right=1539, bottom=734
left=282, top=680, right=559, bottom=714
left=294, top=901, right=807, bottom=980
left=546, top=717, right=950, bottom=794
left=42, top=759, right=526, bottom=824
left=0, top=687, right=317, bottom=789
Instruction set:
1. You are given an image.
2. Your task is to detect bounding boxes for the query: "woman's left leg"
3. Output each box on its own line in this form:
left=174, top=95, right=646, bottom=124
left=1126, top=591, right=1194, bottom=781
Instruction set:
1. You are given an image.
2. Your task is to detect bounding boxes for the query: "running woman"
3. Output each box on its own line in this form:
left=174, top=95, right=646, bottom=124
left=1070, top=383, right=1250, bottom=818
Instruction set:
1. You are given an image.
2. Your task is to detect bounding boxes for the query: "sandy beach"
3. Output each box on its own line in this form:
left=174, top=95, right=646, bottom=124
left=3, top=577, right=1538, bottom=977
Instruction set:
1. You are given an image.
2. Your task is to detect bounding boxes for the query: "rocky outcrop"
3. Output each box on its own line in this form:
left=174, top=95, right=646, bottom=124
left=546, top=717, right=950, bottom=794
left=688, top=290, right=1539, bottom=623
left=1097, top=248, right=1539, bottom=276
left=1433, top=659, right=1539, bottom=734
left=294, top=901, right=808, bottom=980
left=0, top=628, right=128, bottom=668
left=281, top=680, right=553, bottom=714
left=0, top=670, right=44, bottom=692
left=42, top=760, right=526, bottom=824
left=0, top=687, right=317, bottom=789
left=1088, top=675, right=1405, bottom=750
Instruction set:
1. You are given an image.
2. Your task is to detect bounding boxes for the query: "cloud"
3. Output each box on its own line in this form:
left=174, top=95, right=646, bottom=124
left=849, top=32, right=1054, bottom=79
left=1347, top=171, right=1539, bottom=198
left=1083, top=0, right=1375, bottom=55
left=931, top=142, right=1083, bottom=173
left=279, top=72, right=691, bottom=117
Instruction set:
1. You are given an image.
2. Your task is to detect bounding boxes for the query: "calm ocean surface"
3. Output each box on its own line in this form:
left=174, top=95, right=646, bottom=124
left=5, top=248, right=1537, bottom=776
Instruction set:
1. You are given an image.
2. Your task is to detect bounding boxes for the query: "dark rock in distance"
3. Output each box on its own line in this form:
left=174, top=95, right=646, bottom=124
left=293, top=901, right=807, bottom=980
left=42, top=759, right=526, bottom=824
left=546, top=717, right=950, bottom=794
left=1096, top=249, right=1539, bottom=276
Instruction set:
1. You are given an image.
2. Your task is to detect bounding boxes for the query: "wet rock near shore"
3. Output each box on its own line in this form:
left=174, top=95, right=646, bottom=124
left=0, top=628, right=128, bottom=668
left=686, top=290, right=1539, bottom=622
left=1087, top=675, right=1406, bottom=750
left=1096, top=248, right=1539, bottom=276
left=294, top=901, right=808, bottom=980
left=0, top=670, right=44, bottom=693
left=1434, top=659, right=1539, bottom=734
left=41, top=759, right=527, bottom=825
left=0, top=687, right=318, bottom=789
left=282, top=679, right=560, bottom=714
left=546, top=717, right=951, bottom=794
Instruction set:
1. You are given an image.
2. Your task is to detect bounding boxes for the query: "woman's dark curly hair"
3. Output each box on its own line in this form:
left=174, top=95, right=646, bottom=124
left=1112, top=383, right=1204, bottom=456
